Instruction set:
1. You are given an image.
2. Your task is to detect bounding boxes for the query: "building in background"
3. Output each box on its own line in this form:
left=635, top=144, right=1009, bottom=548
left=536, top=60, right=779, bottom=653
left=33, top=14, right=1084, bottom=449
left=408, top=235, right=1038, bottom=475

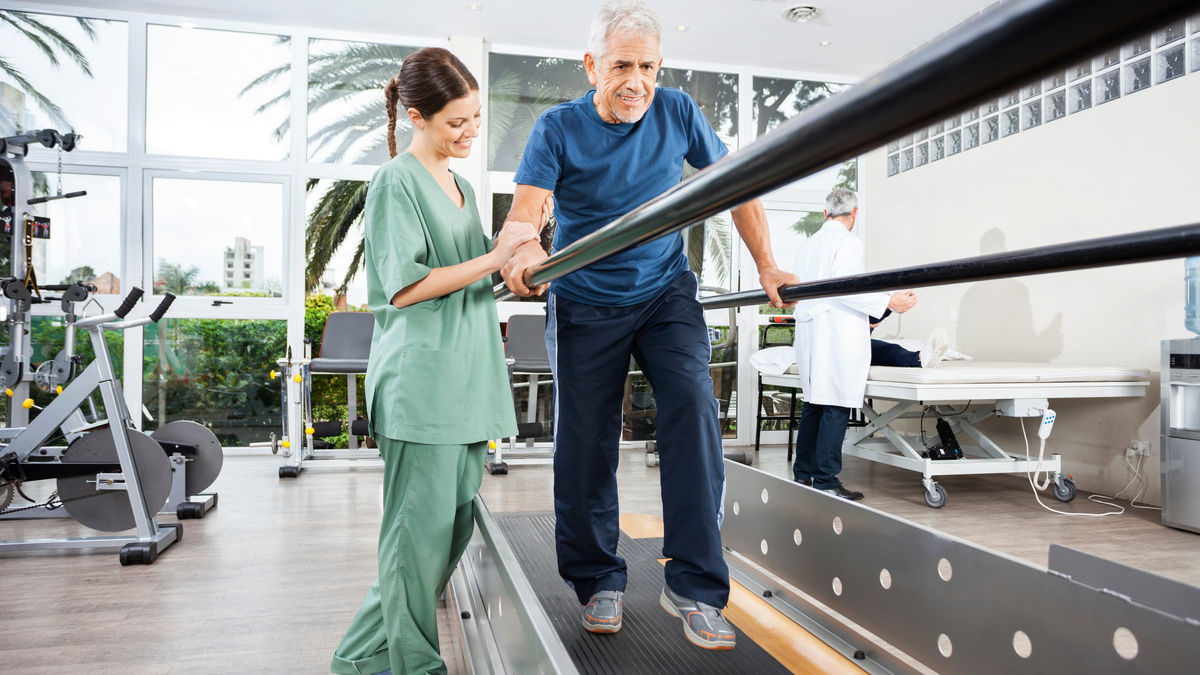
left=223, top=236, right=264, bottom=291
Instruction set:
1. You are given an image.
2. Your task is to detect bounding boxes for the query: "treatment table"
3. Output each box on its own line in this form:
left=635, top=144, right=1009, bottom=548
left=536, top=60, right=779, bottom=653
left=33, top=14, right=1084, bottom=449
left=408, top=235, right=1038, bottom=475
left=760, top=362, right=1149, bottom=507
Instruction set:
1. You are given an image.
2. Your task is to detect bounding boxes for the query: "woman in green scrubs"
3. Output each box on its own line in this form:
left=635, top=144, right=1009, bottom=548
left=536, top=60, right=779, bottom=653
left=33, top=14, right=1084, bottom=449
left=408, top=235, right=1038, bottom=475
left=330, top=47, right=540, bottom=675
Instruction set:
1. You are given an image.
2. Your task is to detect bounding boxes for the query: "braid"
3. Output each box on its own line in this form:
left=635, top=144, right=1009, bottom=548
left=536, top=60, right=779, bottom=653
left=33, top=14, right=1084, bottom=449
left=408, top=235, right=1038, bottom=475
left=385, top=75, right=401, bottom=158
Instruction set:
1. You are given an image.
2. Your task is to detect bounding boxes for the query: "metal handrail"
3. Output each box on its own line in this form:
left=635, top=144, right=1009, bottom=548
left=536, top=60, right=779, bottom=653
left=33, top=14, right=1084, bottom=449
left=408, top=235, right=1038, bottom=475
left=495, top=0, right=1198, bottom=300
left=700, top=222, right=1200, bottom=310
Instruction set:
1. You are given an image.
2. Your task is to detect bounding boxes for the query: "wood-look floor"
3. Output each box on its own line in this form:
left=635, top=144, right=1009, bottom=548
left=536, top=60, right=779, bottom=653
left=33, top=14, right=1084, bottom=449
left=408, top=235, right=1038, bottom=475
left=0, top=445, right=1195, bottom=674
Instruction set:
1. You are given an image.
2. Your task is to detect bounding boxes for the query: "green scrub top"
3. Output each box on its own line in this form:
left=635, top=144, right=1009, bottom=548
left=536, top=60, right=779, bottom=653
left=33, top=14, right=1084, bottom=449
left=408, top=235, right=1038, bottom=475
left=363, top=152, right=517, bottom=445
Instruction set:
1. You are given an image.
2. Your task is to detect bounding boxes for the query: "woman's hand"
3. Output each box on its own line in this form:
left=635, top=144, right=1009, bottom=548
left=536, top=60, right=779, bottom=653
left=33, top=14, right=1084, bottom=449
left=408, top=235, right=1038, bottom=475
left=491, top=220, right=540, bottom=270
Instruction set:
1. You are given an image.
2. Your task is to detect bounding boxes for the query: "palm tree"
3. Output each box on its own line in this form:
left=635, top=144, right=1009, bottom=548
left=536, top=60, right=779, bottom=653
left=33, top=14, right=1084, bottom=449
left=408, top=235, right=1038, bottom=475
left=0, top=10, right=96, bottom=129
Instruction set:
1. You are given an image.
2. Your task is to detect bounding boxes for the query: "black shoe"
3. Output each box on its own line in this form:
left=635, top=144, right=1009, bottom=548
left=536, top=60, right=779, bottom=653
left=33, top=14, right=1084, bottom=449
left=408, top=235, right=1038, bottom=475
left=793, top=477, right=813, bottom=486
left=820, top=485, right=864, bottom=501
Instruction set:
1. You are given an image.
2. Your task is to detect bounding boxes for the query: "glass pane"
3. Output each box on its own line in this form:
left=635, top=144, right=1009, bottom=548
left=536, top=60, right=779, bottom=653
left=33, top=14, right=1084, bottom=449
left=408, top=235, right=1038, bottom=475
left=1157, top=44, right=1187, bottom=83
left=144, top=318, right=285, bottom=445
left=1123, top=57, right=1151, bottom=94
left=1003, top=90, right=1020, bottom=107
left=887, top=153, right=900, bottom=176
left=948, top=129, right=962, bottom=155
left=307, top=39, right=419, bottom=165
left=1071, top=80, right=1092, bottom=112
left=1022, top=100, right=1041, bottom=130
left=931, top=136, right=944, bottom=162
left=1001, top=108, right=1020, bottom=137
left=1043, top=71, right=1067, bottom=90
left=914, top=128, right=928, bottom=142
left=763, top=207, right=823, bottom=304
left=1046, top=90, right=1067, bottom=122
left=1123, top=36, right=1151, bottom=60
left=982, top=116, right=999, bottom=144
left=914, top=142, right=928, bottom=167
left=1192, top=14, right=1200, bottom=34
left=25, top=172, right=122, bottom=293
left=900, top=133, right=913, bottom=147
left=146, top=24, right=290, bottom=160
left=683, top=212, right=735, bottom=292
left=1157, top=22, right=1186, bottom=47
left=980, top=99, right=999, bottom=116
left=752, top=76, right=847, bottom=138
left=962, top=106, right=980, bottom=122
left=964, top=123, right=980, bottom=149
left=659, top=67, right=739, bottom=149
left=488, top=53, right=585, bottom=172
left=306, top=179, right=368, bottom=307
left=1194, top=39, right=1200, bottom=73
left=1072, top=62, right=1091, bottom=81
left=900, top=148, right=913, bottom=171
left=1021, top=83, right=1041, bottom=100
left=944, top=113, right=960, bottom=128
left=886, top=140, right=899, bottom=153
left=152, top=177, right=284, bottom=297
left=1094, top=48, right=1120, bottom=70
left=928, top=121, right=943, bottom=136
left=0, top=11, right=127, bottom=150
left=1097, top=70, right=1121, bottom=104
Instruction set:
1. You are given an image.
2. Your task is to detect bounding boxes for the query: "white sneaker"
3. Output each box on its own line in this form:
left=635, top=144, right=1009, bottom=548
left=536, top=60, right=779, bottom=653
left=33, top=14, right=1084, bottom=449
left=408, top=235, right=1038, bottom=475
left=920, top=328, right=949, bottom=368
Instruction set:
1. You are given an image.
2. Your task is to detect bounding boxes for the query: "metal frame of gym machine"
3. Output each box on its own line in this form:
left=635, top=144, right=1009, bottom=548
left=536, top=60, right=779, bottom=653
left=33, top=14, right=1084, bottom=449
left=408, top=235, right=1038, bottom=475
left=450, top=0, right=1200, bottom=671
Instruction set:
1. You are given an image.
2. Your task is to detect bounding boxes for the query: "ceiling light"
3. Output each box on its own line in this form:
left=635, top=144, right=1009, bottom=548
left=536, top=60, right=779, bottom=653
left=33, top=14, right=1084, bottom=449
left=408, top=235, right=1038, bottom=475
left=466, top=3, right=482, bottom=10
left=180, top=22, right=197, bottom=29
left=782, top=4, right=822, bottom=23
left=818, top=40, right=832, bottom=47
left=676, top=25, right=689, bottom=32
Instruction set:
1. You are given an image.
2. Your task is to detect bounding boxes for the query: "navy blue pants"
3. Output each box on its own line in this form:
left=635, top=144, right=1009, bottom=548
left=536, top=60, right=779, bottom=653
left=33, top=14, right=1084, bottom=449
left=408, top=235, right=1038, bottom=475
left=546, top=272, right=729, bottom=608
left=792, top=402, right=852, bottom=489
left=871, top=338, right=921, bottom=367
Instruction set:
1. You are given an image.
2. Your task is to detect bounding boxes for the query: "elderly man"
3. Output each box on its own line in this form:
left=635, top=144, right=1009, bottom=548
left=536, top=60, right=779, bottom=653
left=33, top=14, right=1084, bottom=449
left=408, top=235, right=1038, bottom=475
left=792, top=188, right=917, bottom=500
left=499, top=0, right=797, bottom=652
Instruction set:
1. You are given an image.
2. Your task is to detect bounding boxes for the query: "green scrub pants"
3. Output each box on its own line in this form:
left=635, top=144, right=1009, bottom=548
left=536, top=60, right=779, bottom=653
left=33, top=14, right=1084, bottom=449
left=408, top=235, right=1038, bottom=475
left=331, top=438, right=486, bottom=675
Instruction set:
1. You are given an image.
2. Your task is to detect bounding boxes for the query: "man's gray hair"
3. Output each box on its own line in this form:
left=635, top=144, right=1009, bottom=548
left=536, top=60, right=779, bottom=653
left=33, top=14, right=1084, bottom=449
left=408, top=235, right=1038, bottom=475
left=825, top=188, right=857, bottom=218
left=587, top=0, right=663, bottom=62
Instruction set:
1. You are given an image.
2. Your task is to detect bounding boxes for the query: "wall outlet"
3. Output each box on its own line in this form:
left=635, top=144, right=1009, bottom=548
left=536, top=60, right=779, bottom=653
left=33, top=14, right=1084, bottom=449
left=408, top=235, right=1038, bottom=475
left=1131, top=439, right=1152, bottom=457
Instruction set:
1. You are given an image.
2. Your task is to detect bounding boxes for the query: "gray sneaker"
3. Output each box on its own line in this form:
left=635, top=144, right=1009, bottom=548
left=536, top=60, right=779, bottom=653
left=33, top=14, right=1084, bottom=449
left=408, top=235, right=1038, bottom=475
left=582, top=590, right=623, bottom=633
left=659, top=585, right=736, bottom=650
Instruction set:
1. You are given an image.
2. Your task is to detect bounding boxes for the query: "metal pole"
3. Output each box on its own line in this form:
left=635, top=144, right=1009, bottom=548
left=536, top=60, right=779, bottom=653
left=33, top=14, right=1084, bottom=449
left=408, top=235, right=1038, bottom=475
left=495, top=0, right=1198, bottom=300
left=699, top=222, right=1200, bottom=310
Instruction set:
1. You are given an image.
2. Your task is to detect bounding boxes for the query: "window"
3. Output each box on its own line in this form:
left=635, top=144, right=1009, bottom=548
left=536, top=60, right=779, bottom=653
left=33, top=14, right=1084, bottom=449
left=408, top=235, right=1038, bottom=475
left=660, top=67, right=739, bottom=150
left=931, top=136, right=944, bottom=162
left=1123, top=37, right=1151, bottom=60
left=27, top=172, right=122, bottom=294
left=887, top=154, right=900, bottom=176
left=1046, top=90, right=1067, bottom=122
left=151, top=177, right=284, bottom=297
left=304, top=179, right=368, bottom=307
left=1125, top=57, right=1152, bottom=93
left=146, top=24, right=290, bottom=160
left=1022, top=100, right=1041, bottom=130
left=982, top=116, right=998, bottom=143
left=144, top=318, right=285, bottom=444
left=1097, top=70, right=1121, bottom=103
left=1157, top=44, right=1186, bottom=82
left=0, top=11, right=128, bottom=152
left=915, top=142, right=928, bottom=167
left=948, top=130, right=962, bottom=155
left=307, top=39, right=419, bottom=165
left=752, top=76, right=846, bottom=138
left=900, top=148, right=913, bottom=172
left=1157, top=21, right=1186, bottom=46
left=1071, top=80, right=1093, bottom=111
left=964, top=123, right=980, bottom=149
left=488, top=53, right=585, bottom=172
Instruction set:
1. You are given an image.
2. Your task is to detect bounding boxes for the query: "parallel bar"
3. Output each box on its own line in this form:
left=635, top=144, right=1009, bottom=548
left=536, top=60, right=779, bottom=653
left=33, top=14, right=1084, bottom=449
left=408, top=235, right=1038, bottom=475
left=495, top=0, right=1199, bottom=299
left=700, top=222, right=1200, bottom=310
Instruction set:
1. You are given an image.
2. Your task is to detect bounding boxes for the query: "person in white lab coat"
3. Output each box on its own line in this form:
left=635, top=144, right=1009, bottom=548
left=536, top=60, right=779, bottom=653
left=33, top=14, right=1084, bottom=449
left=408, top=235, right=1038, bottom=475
left=792, top=188, right=917, bottom=500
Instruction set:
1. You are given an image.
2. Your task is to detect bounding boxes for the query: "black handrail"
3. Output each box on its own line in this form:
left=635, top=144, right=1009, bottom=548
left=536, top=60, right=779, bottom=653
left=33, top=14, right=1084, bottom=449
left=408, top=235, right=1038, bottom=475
left=495, top=0, right=1197, bottom=300
left=700, top=222, right=1200, bottom=310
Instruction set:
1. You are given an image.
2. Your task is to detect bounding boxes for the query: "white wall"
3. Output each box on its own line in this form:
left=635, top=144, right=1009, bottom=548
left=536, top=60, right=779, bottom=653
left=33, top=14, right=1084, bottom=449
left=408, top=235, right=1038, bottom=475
left=861, top=73, right=1200, bottom=504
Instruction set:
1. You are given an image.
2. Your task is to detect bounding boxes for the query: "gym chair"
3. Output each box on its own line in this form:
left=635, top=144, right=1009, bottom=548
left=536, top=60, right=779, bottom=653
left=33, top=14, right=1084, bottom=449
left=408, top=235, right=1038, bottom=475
left=487, top=314, right=551, bottom=475
left=277, top=311, right=375, bottom=477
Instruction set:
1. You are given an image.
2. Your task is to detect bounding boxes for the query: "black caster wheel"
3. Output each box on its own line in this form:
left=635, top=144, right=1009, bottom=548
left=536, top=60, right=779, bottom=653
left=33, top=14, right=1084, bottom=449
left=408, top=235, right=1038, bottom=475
left=177, top=502, right=205, bottom=519
left=1052, top=477, right=1077, bottom=503
left=279, top=465, right=301, bottom=478
left=487, top=462, right=508, bottom=475
left=120, top=542, right=158, bottom=566
left=923, top=484, right=948, bottom=509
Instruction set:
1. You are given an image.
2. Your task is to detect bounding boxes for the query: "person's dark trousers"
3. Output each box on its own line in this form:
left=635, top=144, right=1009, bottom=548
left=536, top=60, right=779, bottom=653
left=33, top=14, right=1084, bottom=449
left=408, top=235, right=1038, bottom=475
left=545, top=271, right=729, bottom=609
left=871, top=338, right=921, bottom=367
left=792, top=402, right=852, bottom=489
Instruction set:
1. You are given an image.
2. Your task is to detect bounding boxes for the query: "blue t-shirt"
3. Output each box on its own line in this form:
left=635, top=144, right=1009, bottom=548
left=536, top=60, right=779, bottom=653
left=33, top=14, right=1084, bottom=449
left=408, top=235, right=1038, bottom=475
left=514, top=87, right=728, bottom=306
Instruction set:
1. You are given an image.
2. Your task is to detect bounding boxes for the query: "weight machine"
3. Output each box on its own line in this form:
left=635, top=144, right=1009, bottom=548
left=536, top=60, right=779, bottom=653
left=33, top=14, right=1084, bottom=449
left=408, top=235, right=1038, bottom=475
left=0, top=129, right=221, bottom=564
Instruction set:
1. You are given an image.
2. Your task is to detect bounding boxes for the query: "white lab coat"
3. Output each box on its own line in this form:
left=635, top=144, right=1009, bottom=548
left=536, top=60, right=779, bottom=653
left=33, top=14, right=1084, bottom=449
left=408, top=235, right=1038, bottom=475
left=792, top=221, right=891, bottom=408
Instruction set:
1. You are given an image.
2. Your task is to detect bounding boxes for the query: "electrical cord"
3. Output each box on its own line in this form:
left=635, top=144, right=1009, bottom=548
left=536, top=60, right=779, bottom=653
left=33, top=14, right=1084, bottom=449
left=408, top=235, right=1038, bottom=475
left=1020, top=417, right=1123, bottom=517
left=1089, top=450, right=1161, bottom=512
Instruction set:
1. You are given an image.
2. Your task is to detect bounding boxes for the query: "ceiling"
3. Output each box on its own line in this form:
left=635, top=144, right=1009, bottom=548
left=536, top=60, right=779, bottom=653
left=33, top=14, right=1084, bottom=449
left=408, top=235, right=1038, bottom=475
left=26, top=0, right=999, bottom=80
